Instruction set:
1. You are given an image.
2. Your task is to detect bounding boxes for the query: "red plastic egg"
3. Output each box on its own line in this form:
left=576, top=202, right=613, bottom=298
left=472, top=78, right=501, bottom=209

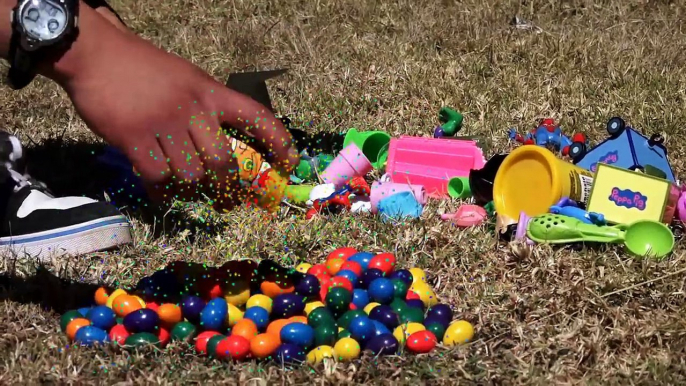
left=406, top=330, right=437, bottom=354
left=109, top=324, right=130, bottom=345
left=195, top=331, right=221, bottom=354
left=145, top=302, right=160, bottom=312
left=406, top=290, right=421, bottom=301
left=369, top=253, right=396, bottom=274
left=208, top=284, right=223, bottom=299
left=339, top=261, right=363, bottom=277
left=157, top=326, right=171, bottom=347
left=327, top=247, right=357, bottom=261
left=216, top=335, right=251, bottom=361
left=308, top=264, right=328, bottom=277
left=330, top=276, right=353, bottom=292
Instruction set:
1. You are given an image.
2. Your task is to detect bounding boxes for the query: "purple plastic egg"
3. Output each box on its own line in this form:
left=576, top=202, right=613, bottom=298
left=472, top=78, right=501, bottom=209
left=123, top=309, right=159, bottom=334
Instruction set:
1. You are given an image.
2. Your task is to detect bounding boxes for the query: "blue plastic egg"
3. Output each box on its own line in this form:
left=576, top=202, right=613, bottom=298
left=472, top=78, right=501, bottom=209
left=364, top=333, right=399, bottom=356
left=123, top=309, right=159, bottom=333
left=280, top=322, right=315, bottom=348
left=388, top=269, right=413, bottom=286
left=294, top=274, right=320, bottom=297
left=405, top=299, right=425, bottom=310
left=368, top=278, right=395, bottom=304
left=180, top=295, right=206, bottom=323
left=348, top=316, right=376, bottom=343
left=426, top=304, right=453, bottom=326
left=199, top=298, right=228, bottom=331
left=337, top=269, right=359, bottom=284
left=244, top=306, right=270, bottom=330
left=77, top=307, right=92, bottom=317
left=86, top=305, right=117, bottom=331
left=369, top=304, right=400, bottom=329
left=271, top=294, right=305, bottom=319
left=372, top=320, right=391, bottom=336
left=274, top=343, right=307, bottom=365
left=360, top=268, right=385, bottom=289
left=74, top=326, right=109, bottom=347
left=352, top=289, right=370, bottom=310
left=348, top=252, right=374, bottom=270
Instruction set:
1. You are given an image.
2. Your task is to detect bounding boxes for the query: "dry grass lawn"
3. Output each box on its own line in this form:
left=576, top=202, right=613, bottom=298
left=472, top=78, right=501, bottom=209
left=2, top=0, right=686, bottom=384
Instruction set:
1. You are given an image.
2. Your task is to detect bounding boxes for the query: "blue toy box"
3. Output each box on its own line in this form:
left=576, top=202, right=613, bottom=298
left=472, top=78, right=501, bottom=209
left=574, top=117, right=676, bottom=183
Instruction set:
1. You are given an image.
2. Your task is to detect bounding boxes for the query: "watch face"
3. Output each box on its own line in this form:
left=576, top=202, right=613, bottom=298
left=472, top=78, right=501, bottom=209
left=19, top=0, right=69, bottom=41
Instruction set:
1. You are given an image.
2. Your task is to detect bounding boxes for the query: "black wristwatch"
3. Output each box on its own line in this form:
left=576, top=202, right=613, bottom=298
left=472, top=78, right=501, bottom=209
left=7, top=0, right=79, bottom=90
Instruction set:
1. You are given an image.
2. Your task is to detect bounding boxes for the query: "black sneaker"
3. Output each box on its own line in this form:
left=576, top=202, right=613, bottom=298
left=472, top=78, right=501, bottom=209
left=0, top=133, right=133, bottom=261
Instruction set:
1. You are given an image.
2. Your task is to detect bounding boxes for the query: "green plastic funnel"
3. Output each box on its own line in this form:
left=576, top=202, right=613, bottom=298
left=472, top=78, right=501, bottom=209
left=343, top=128, right=391, bottom=169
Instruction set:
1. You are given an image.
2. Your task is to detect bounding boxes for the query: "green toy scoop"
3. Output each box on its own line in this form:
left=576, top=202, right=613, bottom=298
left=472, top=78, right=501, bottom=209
left=527, top=214, right=674, bottom=259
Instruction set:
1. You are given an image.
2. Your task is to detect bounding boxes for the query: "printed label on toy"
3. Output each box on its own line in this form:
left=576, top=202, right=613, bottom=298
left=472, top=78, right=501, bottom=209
left=590, top=151, right=619, bottom=172
left=568, top=171, right=594, bottom=203
left=608, top=188, right=647, bottom=210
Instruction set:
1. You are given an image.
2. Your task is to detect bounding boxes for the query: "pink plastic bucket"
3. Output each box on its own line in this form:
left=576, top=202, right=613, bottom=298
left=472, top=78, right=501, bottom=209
left=320, top=143, right=373, bottom=187
left=370, top=181, right=426, bottom=213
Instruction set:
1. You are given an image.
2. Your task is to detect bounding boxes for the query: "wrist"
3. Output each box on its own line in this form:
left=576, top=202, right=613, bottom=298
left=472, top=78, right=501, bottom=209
left=37, top=3, right=117, bottom=87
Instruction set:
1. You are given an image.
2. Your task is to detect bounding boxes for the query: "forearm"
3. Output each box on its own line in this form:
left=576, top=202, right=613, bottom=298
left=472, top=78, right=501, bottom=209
left=0, top=0, right=13, bottom=59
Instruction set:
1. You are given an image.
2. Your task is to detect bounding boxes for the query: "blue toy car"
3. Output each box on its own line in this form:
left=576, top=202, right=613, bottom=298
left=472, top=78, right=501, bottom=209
left=573, top=117, right=675, bottom=182
left=508, top=118, right=589, bottom=161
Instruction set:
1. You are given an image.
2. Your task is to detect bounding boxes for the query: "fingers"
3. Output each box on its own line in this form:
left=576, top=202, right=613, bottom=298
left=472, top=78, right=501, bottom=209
left=156, top=131, right=207, bottom=203
left=124, top=141, right=174, bottom=205
left=217, top=88, right=300, bottom=176
left=188, top=122, right=242, bottom=211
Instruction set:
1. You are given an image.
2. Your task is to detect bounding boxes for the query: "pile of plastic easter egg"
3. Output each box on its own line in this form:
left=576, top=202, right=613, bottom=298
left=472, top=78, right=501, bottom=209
left=59, top=248, right=474, bottom=365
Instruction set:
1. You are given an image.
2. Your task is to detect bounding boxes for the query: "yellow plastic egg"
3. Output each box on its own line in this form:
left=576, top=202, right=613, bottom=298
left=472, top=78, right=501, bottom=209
left=410, top=281, right=438, bottom=308
left=295, top=263, right=312, bottom=274
left=226, top=303, right=244, bottom=327
left=306, top=345, right=335, bottom=364
left=132, top=295, right=146, bottom=308
left=224, top=289, right=250, bottom=307
left=364, top=302, right=381, bottom=314
left=333, top=338, right=360, bottom=361
left=443, top=320, right=475, bottom=346
left=393, top=322, right=426, bottom=345
left=105, top=289, right=127, bottom=308
left=409, top=268, right=427, bottom=283
left=246, top=294, right=273, bottom=313
left=305, top=301, right=325, bottom=315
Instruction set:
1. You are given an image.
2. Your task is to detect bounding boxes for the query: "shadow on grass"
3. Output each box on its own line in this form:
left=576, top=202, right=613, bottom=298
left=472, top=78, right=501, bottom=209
left=0, top=266, right=100, bottom=314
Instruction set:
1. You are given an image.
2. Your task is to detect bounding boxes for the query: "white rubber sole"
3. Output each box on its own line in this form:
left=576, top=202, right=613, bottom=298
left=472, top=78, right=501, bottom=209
left=0, top=215, right=133, bottom=262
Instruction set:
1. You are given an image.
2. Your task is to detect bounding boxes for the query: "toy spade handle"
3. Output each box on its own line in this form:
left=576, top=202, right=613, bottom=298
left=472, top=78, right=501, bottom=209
left=575, top=222, right=626, bottom=243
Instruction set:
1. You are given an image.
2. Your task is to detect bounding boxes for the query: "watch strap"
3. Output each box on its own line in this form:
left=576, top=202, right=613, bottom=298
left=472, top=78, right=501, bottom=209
left=7, top=24, right=37, bottom=90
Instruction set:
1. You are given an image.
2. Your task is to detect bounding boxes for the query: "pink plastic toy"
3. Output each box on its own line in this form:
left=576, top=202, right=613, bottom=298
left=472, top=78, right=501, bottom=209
left=677, top=185, right=686, bottom=223
left=386, top=136, right=486, bottom=198
left=320, top=143, right=373, bottom=188
left=440, top=204, right=488, bottom=227
left=370, top=181, right=426, bottom=213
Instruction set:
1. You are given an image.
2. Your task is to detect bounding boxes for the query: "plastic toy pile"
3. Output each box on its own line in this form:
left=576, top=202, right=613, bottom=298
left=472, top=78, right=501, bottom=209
left=59, top=248, right=474, bottom=364
left=96, top=70, right=683, bottom=258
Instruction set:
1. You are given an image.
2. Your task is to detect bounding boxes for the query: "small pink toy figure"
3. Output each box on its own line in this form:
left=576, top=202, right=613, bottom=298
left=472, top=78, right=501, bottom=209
left=677, top=184, right=686, bottom=223
left=440, top=204, right=488, bottom=227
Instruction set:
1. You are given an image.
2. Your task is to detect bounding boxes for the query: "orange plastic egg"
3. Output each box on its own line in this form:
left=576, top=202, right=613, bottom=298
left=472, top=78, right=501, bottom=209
left=260, top=281, right=295, bottom=298
left=231, top=319, right=258, bottom=341
left=325, top=258, right=345, bottom=276
left=111, top=294, right=142, bottom=317
left=156, top=303, right=182, bottom=326
left=65, top=318, right=91, bottom=341
left=288, top=315, right=308, bottom=325
left=250, top=333, right=280, bottom=359
left=94, top=287, right=110, bottom=306
left=266, top=319, right=290, bottom=342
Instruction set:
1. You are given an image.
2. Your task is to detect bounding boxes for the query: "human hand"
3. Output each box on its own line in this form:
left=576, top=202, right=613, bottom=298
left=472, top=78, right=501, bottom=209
left=43, top=6, right=299, bottom=211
